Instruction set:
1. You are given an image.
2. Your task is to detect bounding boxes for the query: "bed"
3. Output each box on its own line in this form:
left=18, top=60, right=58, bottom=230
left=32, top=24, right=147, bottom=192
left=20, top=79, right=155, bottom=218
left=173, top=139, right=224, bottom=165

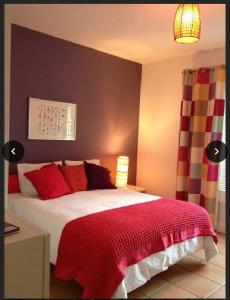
left=8, top=188, right=218, bottom=298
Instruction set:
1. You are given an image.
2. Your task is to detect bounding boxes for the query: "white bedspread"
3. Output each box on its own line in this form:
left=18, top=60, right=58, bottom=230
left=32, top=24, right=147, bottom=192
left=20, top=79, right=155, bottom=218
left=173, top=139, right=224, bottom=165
left=8, top=189, right=218, bottom=298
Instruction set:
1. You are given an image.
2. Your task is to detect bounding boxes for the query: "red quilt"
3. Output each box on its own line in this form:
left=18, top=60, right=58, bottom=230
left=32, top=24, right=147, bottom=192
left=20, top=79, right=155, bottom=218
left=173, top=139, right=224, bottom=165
left=55, top=198, right=217, bottom=298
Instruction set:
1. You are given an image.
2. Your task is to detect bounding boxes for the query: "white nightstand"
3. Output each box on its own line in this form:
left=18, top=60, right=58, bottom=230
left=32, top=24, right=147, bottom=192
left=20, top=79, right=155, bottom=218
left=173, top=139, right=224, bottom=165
left=127, top=184, right=146, bottom=193
left=5, top=211, right=50, bottom=298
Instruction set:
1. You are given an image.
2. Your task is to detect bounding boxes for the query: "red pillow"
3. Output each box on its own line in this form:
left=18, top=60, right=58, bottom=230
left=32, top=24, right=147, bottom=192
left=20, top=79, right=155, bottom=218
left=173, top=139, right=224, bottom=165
left=59, top=165, right=87, bottom=192
left=24, top=163, right=72, bottom=200
left=84, top=161, right=116, bottom=190
left=8, top=174, right=21, bottom=193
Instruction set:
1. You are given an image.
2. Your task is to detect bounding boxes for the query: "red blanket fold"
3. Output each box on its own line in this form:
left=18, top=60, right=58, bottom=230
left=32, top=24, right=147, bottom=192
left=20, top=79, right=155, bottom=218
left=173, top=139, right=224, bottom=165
left=55, top=198, right=217, bottom=298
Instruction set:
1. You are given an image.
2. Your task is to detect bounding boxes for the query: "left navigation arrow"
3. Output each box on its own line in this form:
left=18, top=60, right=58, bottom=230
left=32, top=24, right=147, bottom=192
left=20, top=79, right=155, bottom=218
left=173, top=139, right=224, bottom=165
left=11, top=148, right=16, bottom=155
left=2, top=141, right=25, bottom=163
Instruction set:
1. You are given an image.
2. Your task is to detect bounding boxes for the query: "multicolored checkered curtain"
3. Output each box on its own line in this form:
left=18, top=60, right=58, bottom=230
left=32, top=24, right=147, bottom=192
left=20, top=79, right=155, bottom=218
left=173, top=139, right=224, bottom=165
left=176, top=65, right=225, bottom=225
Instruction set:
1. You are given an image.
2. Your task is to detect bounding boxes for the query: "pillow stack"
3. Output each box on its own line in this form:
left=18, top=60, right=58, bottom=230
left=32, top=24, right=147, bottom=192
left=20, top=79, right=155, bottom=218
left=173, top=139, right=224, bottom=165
left=14, top=159, right=116, bottom=200
left=17, top=161, right=62, bottom=196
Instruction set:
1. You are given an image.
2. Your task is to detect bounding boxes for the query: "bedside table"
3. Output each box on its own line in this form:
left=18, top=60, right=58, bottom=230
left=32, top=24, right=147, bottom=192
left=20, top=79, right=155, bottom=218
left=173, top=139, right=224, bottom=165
left=4, top=211, right=50, bottom=298
left=127, top=184, right=146, bottom=193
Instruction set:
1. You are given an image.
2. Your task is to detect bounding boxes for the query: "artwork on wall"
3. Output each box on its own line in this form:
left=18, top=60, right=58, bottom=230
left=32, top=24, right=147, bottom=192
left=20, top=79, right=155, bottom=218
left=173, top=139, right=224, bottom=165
left=28, top=98, right=77, bottom=140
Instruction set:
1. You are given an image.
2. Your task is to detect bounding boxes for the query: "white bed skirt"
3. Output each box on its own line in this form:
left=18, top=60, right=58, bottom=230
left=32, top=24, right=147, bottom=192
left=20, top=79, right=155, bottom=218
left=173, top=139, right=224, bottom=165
left=112, top=236, right=217, bottom=298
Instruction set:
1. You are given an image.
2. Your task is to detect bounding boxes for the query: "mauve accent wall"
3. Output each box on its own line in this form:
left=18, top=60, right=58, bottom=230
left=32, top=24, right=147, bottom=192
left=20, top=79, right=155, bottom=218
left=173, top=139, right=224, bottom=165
left=10, top=25, right=141, bottom=183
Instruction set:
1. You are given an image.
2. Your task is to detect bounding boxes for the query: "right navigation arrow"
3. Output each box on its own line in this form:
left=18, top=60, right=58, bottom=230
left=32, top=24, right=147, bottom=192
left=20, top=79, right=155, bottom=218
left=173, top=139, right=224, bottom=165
left=206, top=141, right=227, bottom=163
left=214, top=147, right=219, bottom=156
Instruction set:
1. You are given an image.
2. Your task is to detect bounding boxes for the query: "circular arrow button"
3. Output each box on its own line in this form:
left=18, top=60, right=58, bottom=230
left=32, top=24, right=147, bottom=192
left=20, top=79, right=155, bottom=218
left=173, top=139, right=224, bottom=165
left=2, top=140, right=25, bottom=163
left=206, top=141, right=227, bottom=163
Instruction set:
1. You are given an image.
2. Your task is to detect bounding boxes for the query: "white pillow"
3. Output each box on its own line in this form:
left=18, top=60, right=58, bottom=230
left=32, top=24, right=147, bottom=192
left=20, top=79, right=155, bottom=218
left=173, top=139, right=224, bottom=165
left=17, top=161, right=62, bottom=197
left=65, top=159, right=100, bottom=166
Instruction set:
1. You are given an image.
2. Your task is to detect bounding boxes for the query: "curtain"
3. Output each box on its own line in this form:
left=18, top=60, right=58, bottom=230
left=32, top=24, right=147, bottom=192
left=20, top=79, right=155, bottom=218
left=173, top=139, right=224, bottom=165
left=176, top=65, right=226, bottom=225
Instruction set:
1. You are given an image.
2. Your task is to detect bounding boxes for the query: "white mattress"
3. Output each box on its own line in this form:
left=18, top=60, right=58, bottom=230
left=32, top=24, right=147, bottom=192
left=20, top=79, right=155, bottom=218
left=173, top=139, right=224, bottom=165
left=8, top=189, right=218, bottom=298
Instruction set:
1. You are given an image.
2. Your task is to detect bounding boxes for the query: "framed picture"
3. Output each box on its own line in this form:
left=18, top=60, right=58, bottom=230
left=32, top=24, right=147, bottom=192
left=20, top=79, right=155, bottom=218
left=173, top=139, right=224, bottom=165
left=28, top=98, right=77, bottom=140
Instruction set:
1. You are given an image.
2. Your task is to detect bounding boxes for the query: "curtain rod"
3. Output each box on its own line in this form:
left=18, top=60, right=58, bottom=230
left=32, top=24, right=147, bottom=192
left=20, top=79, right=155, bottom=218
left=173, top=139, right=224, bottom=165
left=182, top=64, right=225, bottom=73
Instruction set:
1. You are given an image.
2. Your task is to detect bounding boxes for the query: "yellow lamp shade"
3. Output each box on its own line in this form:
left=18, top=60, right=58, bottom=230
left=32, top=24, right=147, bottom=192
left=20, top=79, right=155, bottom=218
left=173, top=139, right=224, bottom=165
left=115, top=156, right=129, bottom=187
left=173, top=4, right=201, bottom=44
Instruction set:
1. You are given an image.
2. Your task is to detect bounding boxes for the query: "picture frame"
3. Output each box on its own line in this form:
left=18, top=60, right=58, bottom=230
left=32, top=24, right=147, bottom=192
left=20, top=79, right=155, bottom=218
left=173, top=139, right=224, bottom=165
left=28, top=98, right=77, bottom=140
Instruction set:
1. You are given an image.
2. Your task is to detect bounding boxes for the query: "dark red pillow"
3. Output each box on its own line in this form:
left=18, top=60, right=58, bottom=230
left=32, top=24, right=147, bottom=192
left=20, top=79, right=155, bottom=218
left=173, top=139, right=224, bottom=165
left=8, top=174, right=21, bottom=193
left=59, top=165, right=87, bottom=192
left=84, top=161, right=116, bottom=190
left=24, top=163, right=72, bottom=200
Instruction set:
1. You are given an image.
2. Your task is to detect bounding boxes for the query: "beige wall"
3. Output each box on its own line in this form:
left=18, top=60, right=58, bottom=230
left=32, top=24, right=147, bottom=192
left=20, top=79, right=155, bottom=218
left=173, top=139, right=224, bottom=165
left=4, top=5, right=12, bottom=209
left=137, top=48, right=225, bottom=198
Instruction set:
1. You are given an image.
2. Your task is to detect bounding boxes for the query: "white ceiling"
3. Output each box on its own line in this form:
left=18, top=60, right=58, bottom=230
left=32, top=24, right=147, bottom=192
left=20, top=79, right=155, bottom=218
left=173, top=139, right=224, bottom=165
left=10, top=4, right=225, bottom=64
